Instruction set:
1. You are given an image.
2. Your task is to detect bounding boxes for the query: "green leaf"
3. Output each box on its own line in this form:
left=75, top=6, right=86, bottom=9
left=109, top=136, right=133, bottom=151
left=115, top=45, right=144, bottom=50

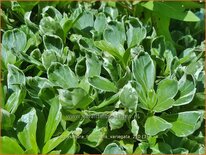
left=42, top=6, right=62, bottom=21
left=102, top=56, right=120, bottom=82
left=2, top=29, right=27, bottom=53
left=120, top=82, right=138, bottom=111
left=90, top=93, right=119, bottom=110
left=43, top=34, right=63, bottom=57
left=134, top=82, right=148, bottom=110
left=44, top=97, right=62, bottom=142
left=145, top=116, right=172, bottom=136
left=73, top=11, right=93, bottom=30
left=42, top=130, right=70, bottom=154
left=126, top=17, right=146, bottom=48
left=144, top=89, right=157, bottom=111
left=88, top=76, right=118, bottom=92
left=157, top=78, right=178, bottom=100
left=26, top=76, right=51, bottom=99
left=24, top=11, right=38, bottom=32
left=38, top=85, right=56, bottom=102
left=152, top=16, right=173, bottom=43
left=39, top=17, right=64, bottom=40
left=172, top=148, right=189, bottom=154
left=151, top=36, right=166, bottom=57
left=104, top=6, right=118, bottom=19
left=94, top=40, right=125, bottom=60
left=1, top=136, right=24, bottom=154
left=5, top=88, right=26, bottom=114
left=59, top=88, right=93, bottom=109
left=48, top=62, right=78, bottom=89
left=163, top=111, right=204, bottom=137
left=61, top=12, right=79, bottom=39
left=109, top=110, right=126, bottom=130
left=86, top=126, right=107, bottom=147
left=174, top=74, right=196, bottom=106
left=142, top=2, right=200, bottom=22
left=1, top=45, right=16, bottom=68
left=133, top=142, right=149, bottom=154
left=42, top=50, right=59, bottom=69
left=94, top=13, right=106, bottom=33
left=7, top=64, right=26, bottom=91
left=49, top=150, right=61, bottom=154
left=150, top=142, right=173, bottom=154
left=118, top=140, right=134, bottom=154
left=17, top=108, right=38, bottom=154
left=36, top=109, right=47, bottom=151
left=1, top=109, right=15, bottom=130
left=18, top=1, right=39, bottom=12
left=85, top=54, right=101, bottom=77
left=186, top=60, right=203, bottom=78
left=103, top=143, right=126, bottom=154
left=104, top=21, right=126, bottom=46
left=57, top=135, right=77, bottom=154
left=154, top=79, right=178, bottom=112
left=132, top=52, right=155, bottom=92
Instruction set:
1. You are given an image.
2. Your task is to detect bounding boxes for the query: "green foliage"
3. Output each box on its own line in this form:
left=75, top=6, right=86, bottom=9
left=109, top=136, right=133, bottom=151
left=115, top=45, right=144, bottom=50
left=1, top=1, right=205, bottom=154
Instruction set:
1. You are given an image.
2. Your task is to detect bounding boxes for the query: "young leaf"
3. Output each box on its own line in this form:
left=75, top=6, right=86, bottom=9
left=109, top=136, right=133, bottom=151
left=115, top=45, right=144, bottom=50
left=88, top=76, right=118, bottom=92
left=145, top=89, right=158, bottom=110
left=145, top=115, right=172, bottom=136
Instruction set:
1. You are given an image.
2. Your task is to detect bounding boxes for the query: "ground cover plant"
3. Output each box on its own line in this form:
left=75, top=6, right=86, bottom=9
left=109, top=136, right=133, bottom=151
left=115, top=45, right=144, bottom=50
left=0, top=1, right=205, bottom=154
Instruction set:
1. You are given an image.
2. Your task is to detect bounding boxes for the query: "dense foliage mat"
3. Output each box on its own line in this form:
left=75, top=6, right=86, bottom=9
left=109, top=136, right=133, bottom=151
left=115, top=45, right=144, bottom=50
left=1, top=1, right=205, bottom=154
